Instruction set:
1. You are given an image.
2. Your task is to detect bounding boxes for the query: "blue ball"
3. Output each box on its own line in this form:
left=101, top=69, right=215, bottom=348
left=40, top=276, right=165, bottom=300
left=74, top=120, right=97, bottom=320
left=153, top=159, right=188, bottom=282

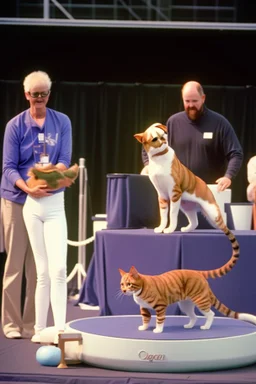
left=36, top=345, right=61, bottom=366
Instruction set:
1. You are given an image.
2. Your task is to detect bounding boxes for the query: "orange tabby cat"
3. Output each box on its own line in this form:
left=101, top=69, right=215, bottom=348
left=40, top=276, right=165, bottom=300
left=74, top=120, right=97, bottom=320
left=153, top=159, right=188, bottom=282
left=119, top=266, right=256, bottom=333
left=134, top=122, right=239, bottom=272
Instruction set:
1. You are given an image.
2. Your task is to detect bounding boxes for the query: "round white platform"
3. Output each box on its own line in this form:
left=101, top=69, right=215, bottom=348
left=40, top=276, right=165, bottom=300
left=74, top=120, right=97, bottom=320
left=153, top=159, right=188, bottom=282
left=64, top=315, right=256, bottom=373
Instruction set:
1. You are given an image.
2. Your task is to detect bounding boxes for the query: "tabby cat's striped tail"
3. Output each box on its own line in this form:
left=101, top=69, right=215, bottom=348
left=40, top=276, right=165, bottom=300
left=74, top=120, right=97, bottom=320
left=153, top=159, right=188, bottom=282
left=211, top=292, right=256, bottom=325
left=199, top=226, right=239, bottom=279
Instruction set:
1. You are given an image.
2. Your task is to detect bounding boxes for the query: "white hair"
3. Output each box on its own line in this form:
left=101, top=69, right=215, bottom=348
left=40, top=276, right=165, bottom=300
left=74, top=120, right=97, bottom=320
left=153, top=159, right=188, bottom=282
left=23, top=70, right=52, bottom=92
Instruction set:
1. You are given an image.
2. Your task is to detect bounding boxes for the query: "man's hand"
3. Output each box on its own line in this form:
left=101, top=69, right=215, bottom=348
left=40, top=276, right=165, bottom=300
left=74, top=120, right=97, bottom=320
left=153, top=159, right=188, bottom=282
left=215, top=177, right=231, bottom=192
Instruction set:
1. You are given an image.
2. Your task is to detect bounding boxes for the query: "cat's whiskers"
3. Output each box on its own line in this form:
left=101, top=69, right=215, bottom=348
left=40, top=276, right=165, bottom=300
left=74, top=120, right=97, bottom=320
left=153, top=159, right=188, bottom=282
left=115, top=289, right=125, bottom=302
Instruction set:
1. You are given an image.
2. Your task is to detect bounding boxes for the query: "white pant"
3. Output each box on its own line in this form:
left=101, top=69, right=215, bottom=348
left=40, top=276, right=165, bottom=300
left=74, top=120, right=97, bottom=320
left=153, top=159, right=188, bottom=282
left=23, top=192, right=67, bottom=333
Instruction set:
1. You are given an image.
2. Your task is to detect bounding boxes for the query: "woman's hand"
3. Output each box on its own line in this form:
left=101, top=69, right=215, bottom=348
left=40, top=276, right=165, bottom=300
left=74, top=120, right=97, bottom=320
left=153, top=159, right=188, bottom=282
left=27, top=184, right=52, bottom=198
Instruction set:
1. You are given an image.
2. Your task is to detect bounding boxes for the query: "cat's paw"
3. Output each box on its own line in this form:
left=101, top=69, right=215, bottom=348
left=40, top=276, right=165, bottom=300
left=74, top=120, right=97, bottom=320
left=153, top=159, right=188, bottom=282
left=163, top=227, right=175, bottom=234
left=200, top=324, right=211, bottom=330
left=200, top=311, right=214, bottom=330
left=184, top=320, right=196, bottom=329
left=153, top=327, right=163, bottom=333
left=181, top=225, right=196, bottom=232
left=138, top=324, right=149, bottom=331
left=154, top=227, right=164, bottom=233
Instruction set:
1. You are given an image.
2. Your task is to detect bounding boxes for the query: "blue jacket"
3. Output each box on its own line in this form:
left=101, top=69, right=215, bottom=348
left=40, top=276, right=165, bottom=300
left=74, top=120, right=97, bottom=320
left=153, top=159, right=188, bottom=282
left=0, top=108, right=72, bottom=204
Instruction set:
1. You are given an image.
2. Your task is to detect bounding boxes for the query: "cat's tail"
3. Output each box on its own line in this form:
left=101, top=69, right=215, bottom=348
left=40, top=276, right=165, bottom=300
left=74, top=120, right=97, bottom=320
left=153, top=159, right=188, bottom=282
left=238, top=313, right=256, bottom=325
left=199, top=226, right=239, bottom=279
left=211, top=293, right=256, bottom=325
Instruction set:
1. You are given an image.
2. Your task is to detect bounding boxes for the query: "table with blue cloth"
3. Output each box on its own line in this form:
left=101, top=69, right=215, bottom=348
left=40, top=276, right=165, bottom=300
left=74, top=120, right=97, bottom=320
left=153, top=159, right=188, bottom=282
left=78, top=228, right=256, bottom=317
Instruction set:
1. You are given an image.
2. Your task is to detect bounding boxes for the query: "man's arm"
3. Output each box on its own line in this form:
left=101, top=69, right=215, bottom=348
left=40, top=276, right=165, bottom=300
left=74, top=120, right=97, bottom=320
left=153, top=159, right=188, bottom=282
left=224, top=134, right=243, bottom=180
left=218, top=116, right=243, bottom=180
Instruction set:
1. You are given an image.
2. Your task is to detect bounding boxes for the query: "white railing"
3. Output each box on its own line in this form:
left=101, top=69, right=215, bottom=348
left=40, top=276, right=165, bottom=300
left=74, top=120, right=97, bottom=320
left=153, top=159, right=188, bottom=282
left=66, top=158, right=91, bottom=291
left=5, top=0, right=239, bottom=25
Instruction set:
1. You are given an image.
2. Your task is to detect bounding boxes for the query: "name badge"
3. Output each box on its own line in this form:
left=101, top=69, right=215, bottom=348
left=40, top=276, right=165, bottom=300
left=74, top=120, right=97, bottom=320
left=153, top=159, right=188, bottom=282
left=40, top=154, right=50, bottom=164
left=38, top=133, right=45, bottom=143
left=203, top=132, right=213, bottom=139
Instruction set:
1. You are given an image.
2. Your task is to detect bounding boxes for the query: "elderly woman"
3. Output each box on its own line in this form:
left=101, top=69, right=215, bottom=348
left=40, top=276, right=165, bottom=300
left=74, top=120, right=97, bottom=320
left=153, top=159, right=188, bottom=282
left=1, top=70, right=74, bottom=344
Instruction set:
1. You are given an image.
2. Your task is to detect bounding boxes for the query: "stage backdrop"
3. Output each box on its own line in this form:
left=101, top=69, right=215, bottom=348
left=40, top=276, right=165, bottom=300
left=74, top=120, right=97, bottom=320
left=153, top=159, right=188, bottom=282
left=1, top=81, right=256, bottom=273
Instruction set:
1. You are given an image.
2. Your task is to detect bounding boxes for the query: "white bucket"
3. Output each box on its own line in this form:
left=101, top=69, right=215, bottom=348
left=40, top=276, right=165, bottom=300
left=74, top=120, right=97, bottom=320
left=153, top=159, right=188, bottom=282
left=92, top=214, right=107, bottom=235
left=229, top=204, right=253, bottom=230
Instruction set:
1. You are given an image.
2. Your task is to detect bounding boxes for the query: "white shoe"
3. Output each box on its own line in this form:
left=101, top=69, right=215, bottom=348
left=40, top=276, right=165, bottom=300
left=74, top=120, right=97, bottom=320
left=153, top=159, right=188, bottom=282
left=31, top=333, right=41, bottom=343
left=5, top=331, right=22, bottom=339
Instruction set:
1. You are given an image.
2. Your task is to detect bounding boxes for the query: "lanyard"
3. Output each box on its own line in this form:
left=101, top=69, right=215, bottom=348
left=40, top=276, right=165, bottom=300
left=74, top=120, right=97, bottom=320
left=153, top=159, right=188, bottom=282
left=30, top=124, right=49, bottom=165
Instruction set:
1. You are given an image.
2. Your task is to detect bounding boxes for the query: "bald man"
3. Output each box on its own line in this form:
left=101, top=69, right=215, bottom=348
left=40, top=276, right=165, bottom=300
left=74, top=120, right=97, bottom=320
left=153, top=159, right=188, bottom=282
left=141, top=81, right=243, bottom=192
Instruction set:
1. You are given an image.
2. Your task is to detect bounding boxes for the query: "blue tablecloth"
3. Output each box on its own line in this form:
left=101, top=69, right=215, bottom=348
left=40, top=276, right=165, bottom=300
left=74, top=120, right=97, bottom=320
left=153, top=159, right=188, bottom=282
left=106, top=173, right=159, bottom=229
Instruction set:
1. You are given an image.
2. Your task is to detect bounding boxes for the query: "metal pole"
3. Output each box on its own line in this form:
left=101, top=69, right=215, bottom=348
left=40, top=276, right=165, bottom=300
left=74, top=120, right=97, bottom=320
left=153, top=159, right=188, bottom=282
left=77, top=158, right=87, bottom=289
left=66, top=157, right=88, bottom=296
left=44, top=0, right=50, bottom=18
left=84, top=161, right=88, bottom=269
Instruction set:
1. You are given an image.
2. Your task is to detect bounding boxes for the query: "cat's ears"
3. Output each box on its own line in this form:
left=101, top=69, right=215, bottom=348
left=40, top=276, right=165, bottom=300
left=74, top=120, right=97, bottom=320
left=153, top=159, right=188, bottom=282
left=134, top=133, right=144, bottom=143
left=119, top=268, right=126, bottom=276
left=129, top=266, right=139, bottom=277
left=119, top=266, right=139, bottom=277
left=155, top=123, right=167, bottom=133
left=134, top=123, right=167, bottom=144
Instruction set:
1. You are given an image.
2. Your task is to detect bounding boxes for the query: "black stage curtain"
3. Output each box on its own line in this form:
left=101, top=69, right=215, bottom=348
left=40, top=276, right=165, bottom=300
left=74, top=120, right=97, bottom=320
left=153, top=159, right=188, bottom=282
left=1, top=81, right=256, bottom=271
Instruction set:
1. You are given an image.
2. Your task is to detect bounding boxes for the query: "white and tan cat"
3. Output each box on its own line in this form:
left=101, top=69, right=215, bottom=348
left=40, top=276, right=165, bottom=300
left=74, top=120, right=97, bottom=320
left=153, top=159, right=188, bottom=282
left=119, top=266, right=256, bottom=333
left=134, top=123, right=239, bottom=270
